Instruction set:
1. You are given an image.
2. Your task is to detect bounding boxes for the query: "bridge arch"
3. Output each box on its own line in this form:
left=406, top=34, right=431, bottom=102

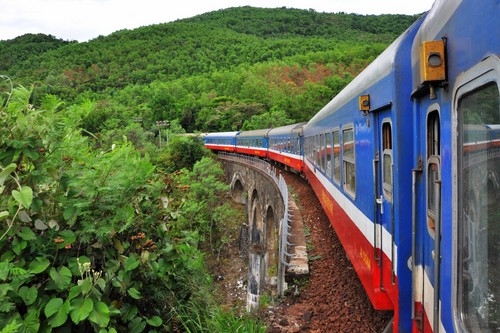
left=230, top=172, right=246, bottom=204
left=265, top=205, right=278, bottom=285
left=249, top=189, right=264, bottom=248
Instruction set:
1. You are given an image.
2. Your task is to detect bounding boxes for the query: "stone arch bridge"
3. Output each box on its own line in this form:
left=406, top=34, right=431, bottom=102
left=217, top=153, right=309, bottom=311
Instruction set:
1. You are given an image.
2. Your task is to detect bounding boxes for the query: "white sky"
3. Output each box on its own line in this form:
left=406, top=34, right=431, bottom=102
left=0, top=0, right=435, bottom=42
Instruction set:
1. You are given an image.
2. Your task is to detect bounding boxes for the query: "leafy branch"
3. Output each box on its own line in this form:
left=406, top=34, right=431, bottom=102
left=0, top=163, right=33, bottom=242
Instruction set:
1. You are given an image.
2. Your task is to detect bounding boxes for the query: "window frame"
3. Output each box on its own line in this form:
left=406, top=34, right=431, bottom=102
left=426, top=109, right=441, bottom=240
left=342, top=124, right=356, bottom=198
left=325, top=131, right=333, bottom=179
left=381, top=120, right=393, bottom=202
left=333, top=128, right=341, bottom=184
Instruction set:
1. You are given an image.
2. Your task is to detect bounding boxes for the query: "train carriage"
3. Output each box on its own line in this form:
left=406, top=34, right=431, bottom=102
left=410, top=0, right=500, bottom=332
left=267, top=122, right=306, bottom=172
left=235, top=129, right=271, bottom=157
left=302, top=14, right=424, bottom=332
left=204, top=131, right=239, bottom=152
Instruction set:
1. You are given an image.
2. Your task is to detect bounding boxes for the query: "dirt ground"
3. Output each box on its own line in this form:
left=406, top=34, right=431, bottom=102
left=212, top=168, right=393, bottom=332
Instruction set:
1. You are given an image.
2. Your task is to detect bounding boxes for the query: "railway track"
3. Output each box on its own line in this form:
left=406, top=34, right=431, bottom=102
left=261, top=167, right=392, bottom=332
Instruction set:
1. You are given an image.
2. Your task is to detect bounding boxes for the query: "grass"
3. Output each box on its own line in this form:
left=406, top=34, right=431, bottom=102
left=175, top=301, right=267, bottom=333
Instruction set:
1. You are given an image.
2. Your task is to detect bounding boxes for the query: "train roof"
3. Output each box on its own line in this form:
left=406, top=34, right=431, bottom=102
left=205, top=131, right=240, bottom=138
left=305, top=15, right=426, bottom=127
left=268, top=122, right=307, bottom=136
left=237, top=128, right=272, bottom=138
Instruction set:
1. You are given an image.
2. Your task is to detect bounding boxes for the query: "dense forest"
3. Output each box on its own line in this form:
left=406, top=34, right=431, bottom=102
left=1, top=7, right=419, bottom=133
left=0, top=7, right=422, bottom=332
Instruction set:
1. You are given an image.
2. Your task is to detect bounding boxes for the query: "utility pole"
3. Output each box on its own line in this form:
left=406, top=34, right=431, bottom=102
left=156, top=120, right=169, bottom=148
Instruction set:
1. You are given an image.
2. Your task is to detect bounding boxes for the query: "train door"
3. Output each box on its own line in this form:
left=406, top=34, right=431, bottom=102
left=414, top=104, right=442, bottom=333
left=373, top=111, right=394, bottom=292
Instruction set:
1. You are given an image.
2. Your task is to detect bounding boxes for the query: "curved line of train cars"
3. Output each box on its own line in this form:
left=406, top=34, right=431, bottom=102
left=204, top=0, right=500, bottom=332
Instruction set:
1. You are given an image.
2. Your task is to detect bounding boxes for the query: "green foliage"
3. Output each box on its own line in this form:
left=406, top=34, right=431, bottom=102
left=160, top=135, right=208, bottom=173
left=162, top=156, right=244, bottom=263
left=174, top=300, right=267, bottom=333
left=166, top=156, right=229, bottom=235
left=187, top=7, right=419, bottom=39
left=0, top=33, right=74, bottom=74
left=196, top=98, right=266, bottom=132
left=1, top=8, right=417, bottom=132
left=242, top=106, right=295, bottom=130
left=0, top=84, right=262, bottom=332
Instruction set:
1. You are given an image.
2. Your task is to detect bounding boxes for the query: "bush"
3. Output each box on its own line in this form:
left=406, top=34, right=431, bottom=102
left=0, top=86, right=211, bottom=332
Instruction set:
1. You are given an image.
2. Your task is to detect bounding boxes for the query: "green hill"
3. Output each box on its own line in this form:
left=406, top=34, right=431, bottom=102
left=0, top=7, right=421, bottom=132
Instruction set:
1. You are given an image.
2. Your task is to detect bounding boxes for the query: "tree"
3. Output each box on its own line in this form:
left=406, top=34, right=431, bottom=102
left=161, top=135, right=207, bottom=172
left=242, top=106, right=295, bottom=130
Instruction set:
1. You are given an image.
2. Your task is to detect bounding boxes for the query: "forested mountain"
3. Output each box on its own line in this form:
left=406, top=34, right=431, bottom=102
left=1, top=7, right=421, bottom=133
left=0, top=33, right=74, bottom=74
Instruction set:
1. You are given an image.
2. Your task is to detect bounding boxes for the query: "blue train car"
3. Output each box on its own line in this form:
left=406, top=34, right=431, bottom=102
left=302, top=12, right=424, bottom=332
left=268, top=122, right=306, bottom=172
left=410, top=0, right=500, bottom=332
left=204, top=131, right=239, bottom=152
left=235, top=129, right=271, bottom=157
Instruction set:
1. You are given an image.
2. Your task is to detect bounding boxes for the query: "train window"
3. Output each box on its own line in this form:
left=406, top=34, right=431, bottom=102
left=427, top=111, right=440, bottom=239
left=325, top=132, right=333, bottom=179
left=306, top=136, right=311, bottom=161
left=428, top=112, right=440, bottom=157
left=343, top=127, right=355, bottom=196
left=303, top=137, right=307, bottom=157
left=306, top=136, right=309, bottom=157
left=304, top=137, right=309, bottom=159
left=320, top=133, right=326, bottom=171
left=307, top=137, right=312, bottom=161
left=382, top=122, right=393, bottom=201
left=315, top=135, right=320, bottom=166
left=457, top=82, right=500, bottom=332
left=333, top=130, right=340, bottom=184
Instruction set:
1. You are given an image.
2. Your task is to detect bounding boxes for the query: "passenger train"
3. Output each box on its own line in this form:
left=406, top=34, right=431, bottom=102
left=204, top=0, right=500, bottom=332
